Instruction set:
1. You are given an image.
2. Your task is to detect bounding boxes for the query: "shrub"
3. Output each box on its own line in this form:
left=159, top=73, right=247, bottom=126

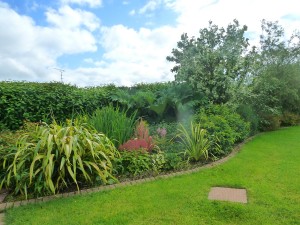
left=119, top=139, right=153, bottom=152
left=194, top=104, right=250, bottom=154
left=260, top=115, right=281, bottom=131
left=150, top=150, right=166, bottom=174
left=1, top=120, right=119, bottom=198
left=164, top=152, right=185, bottom=171
left=236, top=104, right=259, bottom=135
left=114, top=150, right=152, bottom=177
left=119, top=119, right=154, bottom=152
left=86, top=105, right=137, bottom=146
left=114, top=149, right=167, bottom=177
left=280, top=112, right=300, bottom=126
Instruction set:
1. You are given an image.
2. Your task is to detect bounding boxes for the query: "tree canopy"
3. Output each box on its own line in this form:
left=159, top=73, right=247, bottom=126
left=167, top=19, right=251, bottom=104
left=167, top=19, right=300, bottom=130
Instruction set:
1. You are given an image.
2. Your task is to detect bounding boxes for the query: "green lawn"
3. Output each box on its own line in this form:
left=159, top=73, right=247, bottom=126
left=4, top=126, right=300, bottom=225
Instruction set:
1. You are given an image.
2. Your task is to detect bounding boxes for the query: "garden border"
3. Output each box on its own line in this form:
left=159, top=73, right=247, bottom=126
left=0, top=135, right=256, bottom=214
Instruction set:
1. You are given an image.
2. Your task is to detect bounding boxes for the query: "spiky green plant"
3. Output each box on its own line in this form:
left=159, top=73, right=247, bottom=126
left=1, top=120, right=119, bottom=199
left=176, top=122, right=213, bottom=162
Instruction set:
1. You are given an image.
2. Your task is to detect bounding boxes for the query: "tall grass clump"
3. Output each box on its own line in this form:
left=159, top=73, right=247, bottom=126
left=87, top=106, right=137, bottom=146
left=0, top=120, right=119, bottom=199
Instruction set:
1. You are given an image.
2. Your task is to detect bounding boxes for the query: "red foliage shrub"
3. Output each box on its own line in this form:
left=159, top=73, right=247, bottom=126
left=119, top=137, right=153, bottom=152
left=119, top=119, right=154, bottom=152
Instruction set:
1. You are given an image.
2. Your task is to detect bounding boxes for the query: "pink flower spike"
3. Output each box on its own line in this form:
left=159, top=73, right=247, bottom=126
left=160, top=128, right=167, bottom=137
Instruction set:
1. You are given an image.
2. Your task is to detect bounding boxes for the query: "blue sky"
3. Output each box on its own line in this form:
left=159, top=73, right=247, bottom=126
left=0, top=0, right=299, bottom=87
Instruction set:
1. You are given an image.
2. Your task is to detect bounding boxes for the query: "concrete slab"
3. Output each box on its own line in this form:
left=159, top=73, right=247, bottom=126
left=208, top=187, right=247, bottom=204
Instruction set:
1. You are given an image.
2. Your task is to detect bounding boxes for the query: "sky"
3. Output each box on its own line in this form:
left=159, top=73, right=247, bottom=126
left=0, top=0, right=300, bottom=87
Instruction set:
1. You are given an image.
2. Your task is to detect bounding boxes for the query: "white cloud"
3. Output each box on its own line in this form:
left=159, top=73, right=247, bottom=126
left=0, top=4, right=99, bottom=83
left=166, top=0, right=300, bottom=38
left=60, top=0, right=102, bottom=8
left=46, top=5, right=100, bottom=31
left=78, top=24, right=181, bottom=86
left=0, top=5, right=52, bottom=81
left=54, top=23, right=180, bottom=87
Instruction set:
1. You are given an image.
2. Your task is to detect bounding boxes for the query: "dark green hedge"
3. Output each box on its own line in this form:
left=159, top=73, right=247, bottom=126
left=0, top=82, right=180, bottom=130
left=0, top=82, right=112, bottom=130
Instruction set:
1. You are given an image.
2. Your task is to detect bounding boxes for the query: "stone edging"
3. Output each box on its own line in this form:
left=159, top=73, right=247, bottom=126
left=0, top=135, right=255, bottom=213
left=0, top=213, right=4, bottom=225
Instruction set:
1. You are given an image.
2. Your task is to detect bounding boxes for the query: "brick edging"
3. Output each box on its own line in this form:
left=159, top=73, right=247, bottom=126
left=0, top=135, right=255, bottom=213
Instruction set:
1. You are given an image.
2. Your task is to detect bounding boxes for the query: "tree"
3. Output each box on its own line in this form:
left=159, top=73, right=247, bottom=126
left=254, top=20, right=300, bottom=113
left=167, top=19, right=251, bottom=104
left=240, top=20, right=300, bottom=130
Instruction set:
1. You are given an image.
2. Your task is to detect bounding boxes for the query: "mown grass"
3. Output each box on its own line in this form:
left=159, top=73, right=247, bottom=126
left=4, top=126, right=300, bottom=225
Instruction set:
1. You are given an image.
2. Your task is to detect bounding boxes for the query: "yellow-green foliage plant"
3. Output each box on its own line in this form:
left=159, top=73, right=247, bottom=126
left=1, top=120, right=119, bottom=199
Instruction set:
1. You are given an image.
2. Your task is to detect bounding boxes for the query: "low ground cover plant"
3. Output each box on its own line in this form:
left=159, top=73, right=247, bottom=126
left=113, top=149, right=166, bottom=177
left=114, top=150, right=152, bottom=177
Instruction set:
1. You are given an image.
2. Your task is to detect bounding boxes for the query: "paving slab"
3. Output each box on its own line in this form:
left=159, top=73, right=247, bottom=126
left=208, top=187, right=247, bottom=203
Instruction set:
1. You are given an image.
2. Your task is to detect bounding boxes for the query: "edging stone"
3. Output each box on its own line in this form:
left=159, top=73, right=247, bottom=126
left=0, top=213, right=5, bottom=225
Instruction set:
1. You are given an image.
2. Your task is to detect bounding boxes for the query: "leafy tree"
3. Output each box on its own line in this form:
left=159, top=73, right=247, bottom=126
left=239, top=20, right=300, bottom=130
left=167, top=20, right=251, bottom=103
left=259, top=20, right=300, bottom=67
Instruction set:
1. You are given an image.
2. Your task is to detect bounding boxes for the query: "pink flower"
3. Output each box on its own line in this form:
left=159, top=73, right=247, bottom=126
left=157, top=127, right=167, bottom=138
